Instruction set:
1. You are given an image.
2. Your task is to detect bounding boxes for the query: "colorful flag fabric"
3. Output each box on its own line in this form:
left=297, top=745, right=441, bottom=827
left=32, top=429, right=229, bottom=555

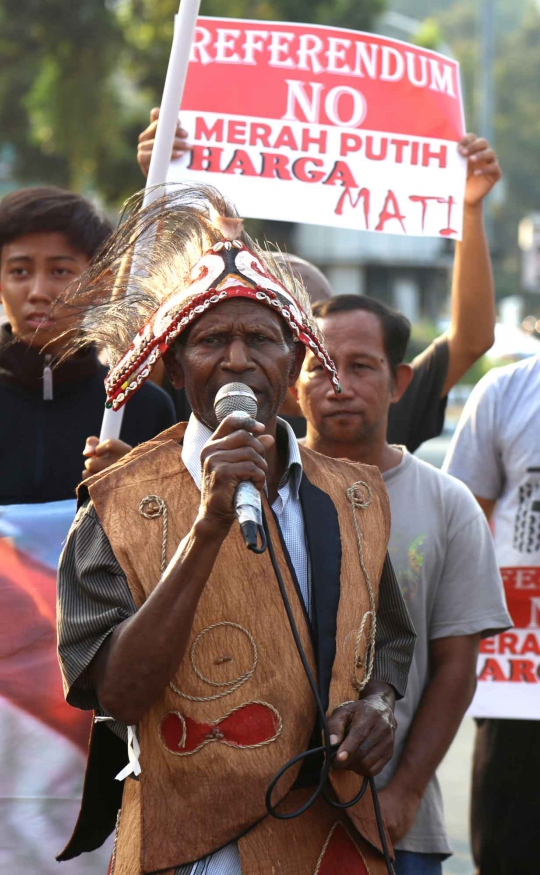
left=0, top=500, right=113, bottom=872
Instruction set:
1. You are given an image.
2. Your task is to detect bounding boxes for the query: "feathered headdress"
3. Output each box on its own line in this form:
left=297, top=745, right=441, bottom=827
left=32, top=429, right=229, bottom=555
left=60, top=184, right=340, bottom=410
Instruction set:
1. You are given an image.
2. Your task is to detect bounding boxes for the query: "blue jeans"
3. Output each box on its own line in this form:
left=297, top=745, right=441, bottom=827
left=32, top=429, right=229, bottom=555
left=393, top=850, right=444, bottom=874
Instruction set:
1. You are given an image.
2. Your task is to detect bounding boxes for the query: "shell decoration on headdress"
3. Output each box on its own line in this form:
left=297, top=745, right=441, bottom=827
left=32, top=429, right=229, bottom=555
left=59, top=184, right=341, bottom=409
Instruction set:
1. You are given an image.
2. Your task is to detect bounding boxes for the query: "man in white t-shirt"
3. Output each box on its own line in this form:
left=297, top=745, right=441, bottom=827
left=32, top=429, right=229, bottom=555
left=294, top=294, right=511, bottom=875
left=444, top=354, right=540, bottom=875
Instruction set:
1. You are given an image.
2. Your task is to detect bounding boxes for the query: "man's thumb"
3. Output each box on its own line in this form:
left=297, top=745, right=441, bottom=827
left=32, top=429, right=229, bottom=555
left=83, top=436, right=99, bottom=457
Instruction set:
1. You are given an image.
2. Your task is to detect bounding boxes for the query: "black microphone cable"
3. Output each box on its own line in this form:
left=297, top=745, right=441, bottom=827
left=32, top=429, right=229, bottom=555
left=260, top=509, right=396, bottom=875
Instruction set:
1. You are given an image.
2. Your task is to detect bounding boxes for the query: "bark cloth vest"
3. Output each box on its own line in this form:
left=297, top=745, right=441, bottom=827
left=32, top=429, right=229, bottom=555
left=60, top=423, right=392, bottom=875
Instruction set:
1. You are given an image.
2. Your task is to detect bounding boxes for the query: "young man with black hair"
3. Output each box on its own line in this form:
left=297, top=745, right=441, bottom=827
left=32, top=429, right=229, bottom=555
left=0, top=186, right=175, bottom=872
left=0, top=186, right=175, bottom=504
left=294, top=293, right=511, bottom=875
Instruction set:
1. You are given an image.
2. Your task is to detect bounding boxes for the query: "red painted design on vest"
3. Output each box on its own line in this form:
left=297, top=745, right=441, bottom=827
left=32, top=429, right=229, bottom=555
left=159, top=701, right=282, bottom=756
left=315, top=822, right=370, bottom=874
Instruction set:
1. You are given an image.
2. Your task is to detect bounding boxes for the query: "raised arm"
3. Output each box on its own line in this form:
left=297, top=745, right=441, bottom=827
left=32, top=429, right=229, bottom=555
left=441, top=134, right=502, bottom=397
left=88, top=414, right=273, bottom=725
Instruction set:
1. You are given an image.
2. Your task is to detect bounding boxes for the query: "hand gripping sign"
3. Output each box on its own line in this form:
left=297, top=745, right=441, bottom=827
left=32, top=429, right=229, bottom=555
left=169, top=18, right=467, bottom=239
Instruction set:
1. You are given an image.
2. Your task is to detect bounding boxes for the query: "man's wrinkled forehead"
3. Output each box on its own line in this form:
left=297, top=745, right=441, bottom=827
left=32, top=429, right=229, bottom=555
left=315, top=310, right=388, bottom=360
left=186, top=296, right=290, bottom=340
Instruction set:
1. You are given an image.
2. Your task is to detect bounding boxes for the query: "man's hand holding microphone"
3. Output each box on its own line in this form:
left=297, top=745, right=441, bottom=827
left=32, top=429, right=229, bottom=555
left=199, top=383, right=272, bottom=551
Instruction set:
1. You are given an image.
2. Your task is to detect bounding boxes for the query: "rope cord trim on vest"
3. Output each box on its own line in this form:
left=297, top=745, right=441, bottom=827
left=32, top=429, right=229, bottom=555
left=158, top=700, right=283, bottom=757
left=313, top=821, right=371, bottom=874
left=262, top=505, right=395, bottom=875
left=137, top=486, right=394, bottom=872
left=346, top=481, right=377, bottom=693
left=169, top=622, right=258, bottom=702
left=109, top=808, right=121, bottom=875
left=138, top=494, right=168, bottom=573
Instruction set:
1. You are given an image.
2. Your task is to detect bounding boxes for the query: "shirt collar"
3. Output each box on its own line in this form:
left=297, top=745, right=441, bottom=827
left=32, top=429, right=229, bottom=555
left=182, top=413, right=303, bottom=498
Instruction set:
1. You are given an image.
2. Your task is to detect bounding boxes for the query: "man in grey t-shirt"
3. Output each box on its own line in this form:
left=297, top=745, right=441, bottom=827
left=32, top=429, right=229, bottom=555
left=444, top=355, right=540, bottom=874
left=294, top=294, right=511, bottom=875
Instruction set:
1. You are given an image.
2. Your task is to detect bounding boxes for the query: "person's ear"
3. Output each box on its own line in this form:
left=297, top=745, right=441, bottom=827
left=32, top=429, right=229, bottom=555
left=390, top=363, right=413, bottom=404
left=288, top=342, right=306, bottom=388
left=163, top=347, right=185, bottom=390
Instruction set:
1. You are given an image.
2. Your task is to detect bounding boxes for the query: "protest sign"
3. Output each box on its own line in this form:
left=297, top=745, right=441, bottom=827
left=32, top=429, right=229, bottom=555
left=168, top=17, right=467, bottom=238
left=469, top=567, right=540, bottom=720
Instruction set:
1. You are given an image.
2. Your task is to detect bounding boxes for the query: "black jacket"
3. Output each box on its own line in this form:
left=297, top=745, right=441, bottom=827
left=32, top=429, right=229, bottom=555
left=0, top=324, right=175, bottom=505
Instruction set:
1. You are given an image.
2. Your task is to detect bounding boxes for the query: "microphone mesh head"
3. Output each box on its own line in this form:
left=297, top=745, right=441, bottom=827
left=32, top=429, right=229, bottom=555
left=214, top=382, right=258, bottom=423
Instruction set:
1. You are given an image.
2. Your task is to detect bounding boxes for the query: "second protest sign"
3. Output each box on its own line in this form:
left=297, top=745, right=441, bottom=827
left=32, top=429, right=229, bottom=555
left=169, top=17, right=467, bottom=239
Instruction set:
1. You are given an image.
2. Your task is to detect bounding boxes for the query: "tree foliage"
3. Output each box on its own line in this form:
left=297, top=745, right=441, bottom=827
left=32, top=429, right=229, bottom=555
left=434, top=0, right=540, bottom=297
left=4, top=0, right=536, bottom=303
left=0, top=0, right=384, bottom=207
left=118, top=0, right=385, bottom=112
left=0, top=0, right=135, bottom=196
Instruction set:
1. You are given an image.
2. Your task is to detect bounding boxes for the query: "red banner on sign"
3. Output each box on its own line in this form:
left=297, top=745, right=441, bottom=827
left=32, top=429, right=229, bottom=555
left=500, top=566, right=540, bottom=628
left=183, top=21, right=463, bottom=141
left=470, top=567, right=540, bottom=718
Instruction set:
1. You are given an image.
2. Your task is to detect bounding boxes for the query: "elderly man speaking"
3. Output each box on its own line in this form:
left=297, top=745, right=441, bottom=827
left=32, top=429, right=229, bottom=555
left=55, top=185, right=414, bottom=875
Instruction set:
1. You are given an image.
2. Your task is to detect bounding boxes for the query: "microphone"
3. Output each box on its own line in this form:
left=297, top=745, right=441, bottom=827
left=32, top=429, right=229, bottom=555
left=214, top=382, right=265, bottom=552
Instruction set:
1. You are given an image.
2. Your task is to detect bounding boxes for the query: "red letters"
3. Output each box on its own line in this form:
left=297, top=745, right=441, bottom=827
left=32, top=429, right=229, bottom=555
left=292, top=157, right=326, bottom=183
left=260, top=153, right=293, bottom=180
left=365, top=136, right=387, bottom=161
left=188, top=146, right=224, bottom=173
left=422, top=142, right=447, bottom=168
left=323, top=161, right=359, bottom=188
left=301, top=129, right=327, bottom=154
left=227, top=121, right=247, bottom=144
left=334, top=187, right=370, bottom=228
left=273, top=125, right=299, bottom=151
left=223, top=150, right=258, bottom=176
left=340, top=133, right=362, bottom=157
left=509, top=659, right=537, bottom=683
left=390, top=138, right=409, bottom=163
left=478, top=658, right=507, bottom=682
left=409, top=195, right=458, bottom=237
left=194, top=117, right=224, bottom=142
left=522, top=633, right=540, bottom=655
left=499, top=633, right=518, bottom=655
left=477, top=655, right=539, bottom=683
left=375, top=190, right=406, bottom=233
left=249, top=123, right=272, bottom=148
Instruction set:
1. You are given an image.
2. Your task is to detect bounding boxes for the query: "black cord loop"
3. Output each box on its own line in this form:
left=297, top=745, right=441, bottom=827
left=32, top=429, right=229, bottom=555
left=262, top=509, right=395, bottom=875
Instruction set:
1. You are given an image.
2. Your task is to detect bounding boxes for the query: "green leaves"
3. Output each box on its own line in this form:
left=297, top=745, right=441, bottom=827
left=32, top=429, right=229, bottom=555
left=0, top=0, right=384, bottom=206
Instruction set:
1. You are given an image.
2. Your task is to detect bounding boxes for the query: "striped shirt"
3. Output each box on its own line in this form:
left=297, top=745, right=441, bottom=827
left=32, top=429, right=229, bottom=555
left=57, top=416, right=415, bottom=875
